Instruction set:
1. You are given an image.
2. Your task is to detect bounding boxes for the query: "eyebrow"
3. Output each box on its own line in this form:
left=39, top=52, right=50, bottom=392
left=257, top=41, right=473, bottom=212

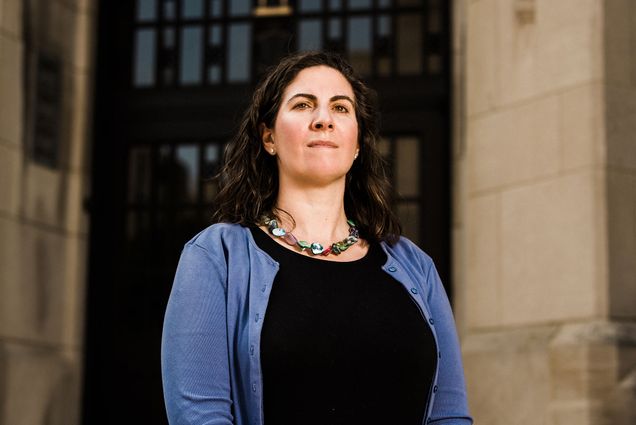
left=286, top=93, right=355, bottom=106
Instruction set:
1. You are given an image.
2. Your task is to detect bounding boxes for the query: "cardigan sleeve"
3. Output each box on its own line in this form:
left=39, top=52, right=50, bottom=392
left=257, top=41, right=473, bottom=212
left=161, top=242, right=234, bottom=425
left=425, top=261, right=473, bottom=425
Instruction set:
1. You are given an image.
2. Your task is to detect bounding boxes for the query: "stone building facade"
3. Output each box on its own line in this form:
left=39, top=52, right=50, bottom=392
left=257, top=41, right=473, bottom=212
left=455, top=0, right=636, bottom=423
left=0, top=0, right=634, bottom=424
left=0, top=0, right=94, bottom=424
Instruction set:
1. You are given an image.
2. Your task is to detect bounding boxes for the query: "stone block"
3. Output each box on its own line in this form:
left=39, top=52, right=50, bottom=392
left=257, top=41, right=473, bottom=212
left=495, top=0, right=602, bottom=106
left=66, top=65, right=93, bottom=174
left=0, top=143, right=21, bottom=216
left=549, top=344, right=589, bottom=401
left=0, top=222, right=79, bottom=346
left=548, top=322, right=636, bottom=425
left=465, top=193, right=501, bottom=328
left=500, top=171, right=599, bottom=325
left=466, top=0, right=497, bottom=116
left=606, top=85, right=636, bottom=171
left=0, top=341, right=82, bottom=425
left=468, top=95, right=560, bottom=193
left=0, top=215, right=21, bottom=328
left=69, top=7, right=96, bottom=72
left=607, top=170, right=636, bottom=318
left=24, top=163, right=63, bottom=228
left=603, top=0, right=635, bottom=87
left=560, top=83, right=604, bottom=171
left=0, top=35, right=23, bottom=146
left=463, top=327, right=552, bottom=425
left=0, top=0, right=22, bottom=37
left=60, top=235, right=87, bottom=347
left=63, top=171, right=89, bottom=236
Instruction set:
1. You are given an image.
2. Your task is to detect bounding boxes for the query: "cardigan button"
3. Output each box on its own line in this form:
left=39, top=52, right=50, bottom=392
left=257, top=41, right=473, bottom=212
left=252, top=383, right=257, bottom=392
left=250, top=345, right=254, bottom=355
left=429, top=318, right=435, bottom=325
left=433, top=385, right=438, bottom=393
left=388, top=266, right=397, bottom=272
left=410, top=287, right=418, bottom=294
left=255, top=313, right=260, bottom=322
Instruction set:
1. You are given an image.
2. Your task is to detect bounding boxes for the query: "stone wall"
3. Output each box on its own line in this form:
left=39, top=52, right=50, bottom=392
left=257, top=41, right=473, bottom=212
left=0, top=0, right=95, bottom=424
left=455, top=0, right=636, bottom=423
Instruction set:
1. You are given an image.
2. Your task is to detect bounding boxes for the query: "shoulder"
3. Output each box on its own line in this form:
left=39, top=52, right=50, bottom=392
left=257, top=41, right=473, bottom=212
left=186, top=222, right=249, bottom=249
left=380, top=235, right=434, bottom=271
left=181, top=223, right=254, bottom=262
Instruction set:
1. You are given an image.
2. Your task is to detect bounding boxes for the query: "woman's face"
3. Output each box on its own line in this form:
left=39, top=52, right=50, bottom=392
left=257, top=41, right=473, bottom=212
left=261, top=65, right=359, bottom=187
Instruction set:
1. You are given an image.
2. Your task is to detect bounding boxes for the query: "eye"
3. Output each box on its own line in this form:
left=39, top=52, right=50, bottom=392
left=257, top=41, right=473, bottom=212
left=293, top=102, right=311, bottom=110
left=333, top=104, right=349, bottom=113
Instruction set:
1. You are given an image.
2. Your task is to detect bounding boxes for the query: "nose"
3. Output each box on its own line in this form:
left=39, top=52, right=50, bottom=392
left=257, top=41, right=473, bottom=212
left=311, top=106, right=334, bottom=131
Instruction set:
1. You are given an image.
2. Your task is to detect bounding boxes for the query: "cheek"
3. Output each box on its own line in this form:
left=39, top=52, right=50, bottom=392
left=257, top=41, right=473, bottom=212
left=274, top=117, right=305, bottom=144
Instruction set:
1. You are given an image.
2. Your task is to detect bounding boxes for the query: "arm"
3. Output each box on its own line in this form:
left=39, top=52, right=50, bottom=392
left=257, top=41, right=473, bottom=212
left=161, top=242, right=234, bottom=425
left=425, top=262, right=473, bottom=425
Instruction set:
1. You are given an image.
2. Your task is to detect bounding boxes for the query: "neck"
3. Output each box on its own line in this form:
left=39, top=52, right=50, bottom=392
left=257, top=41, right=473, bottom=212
left=274, top=177, right=349, bottom=244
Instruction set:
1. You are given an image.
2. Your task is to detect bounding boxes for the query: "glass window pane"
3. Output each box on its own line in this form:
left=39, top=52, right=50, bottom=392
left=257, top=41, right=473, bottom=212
left=347, top=16, right=372, bottom=75
left=428, top=54, right=442, bottom=75
left=396, top=136, right=419, bottom=197
left=182, top=0, right=204, bottom=18
left=133, top=29, right=156, bottom=87
left=229, top=0, right=250, bottom=16
left=209, top=25, right=222, bottom=45
left=429, top=0, right=442, bottom=33
left=227, top=23, right=252, bottom=83
left=136, top=0, right=157, bottom=21
left=157, top=145, right=173, bottom=204
left=378, top=0, right=392, bottom=8
left=210, top=0, right=223, bottom=17
left=329, top=0, right=342, bottom=10
left=128, top=147, right=152, bottom=203
left=164, top=0, right=176, bottom=20
left=180, top=26, right=203, bottom=85
left=163, top=27, right=175, bottom=47
left=398, top=202, right=420, bottom=244
left=299, top=0, right=321, bottom=12
left=348, top=0, right=371, bottom=9
left=203, top=144, right=220, bottom=202
left=175, top=145, right=200, bottom=203
left=378, top=15, right=391, bottom=37
left=377, top=137, right=391, bottom=158
left=126, top=212, right=151, bottom=244
left=208, top=65, right=221, bottom=83
left=378, top=57, right=391, bottom=76
left=397, top=14, right=422, bottom=75
left=329, top=18, right=341, bottom=39
left=298, top=19, right=322, bottom=51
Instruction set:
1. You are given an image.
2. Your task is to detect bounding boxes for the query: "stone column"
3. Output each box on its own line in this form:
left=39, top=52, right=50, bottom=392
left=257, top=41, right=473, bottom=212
left=454, top=0, right=636, bottom=423
left=0, top=0, right=96, bottom=424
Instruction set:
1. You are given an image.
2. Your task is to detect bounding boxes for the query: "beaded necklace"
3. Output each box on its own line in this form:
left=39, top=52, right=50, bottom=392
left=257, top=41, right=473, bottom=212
left=263, top=216, right=360, bottom=256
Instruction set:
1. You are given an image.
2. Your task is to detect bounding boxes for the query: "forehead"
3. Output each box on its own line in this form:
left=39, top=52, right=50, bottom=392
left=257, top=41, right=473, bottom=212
left=282, top=65, right=354, bottom=99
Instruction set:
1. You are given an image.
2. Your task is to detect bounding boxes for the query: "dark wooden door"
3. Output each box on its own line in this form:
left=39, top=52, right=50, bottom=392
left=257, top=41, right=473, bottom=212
left=83, top=1, right=451, bottom=423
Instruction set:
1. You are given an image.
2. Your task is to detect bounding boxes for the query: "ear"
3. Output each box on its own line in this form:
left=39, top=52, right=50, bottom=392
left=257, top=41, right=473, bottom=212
left=260, top=123, right=275, bottom=155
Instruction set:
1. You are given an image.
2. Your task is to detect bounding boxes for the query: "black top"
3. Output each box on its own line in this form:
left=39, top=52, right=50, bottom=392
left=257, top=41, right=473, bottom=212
left=250, top=227, right=437, bottom=425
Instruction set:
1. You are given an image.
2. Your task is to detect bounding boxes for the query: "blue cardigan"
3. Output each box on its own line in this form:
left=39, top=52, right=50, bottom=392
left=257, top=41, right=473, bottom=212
left=161, top=223, right=472, bottom=425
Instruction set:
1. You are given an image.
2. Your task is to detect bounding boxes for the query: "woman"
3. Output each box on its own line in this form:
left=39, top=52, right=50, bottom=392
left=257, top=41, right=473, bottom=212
left=161, top=51, right=472, bottom=425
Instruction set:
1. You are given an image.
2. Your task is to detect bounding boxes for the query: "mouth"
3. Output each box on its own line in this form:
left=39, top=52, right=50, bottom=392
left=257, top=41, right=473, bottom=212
left=307, top=140, right=338, bottom=148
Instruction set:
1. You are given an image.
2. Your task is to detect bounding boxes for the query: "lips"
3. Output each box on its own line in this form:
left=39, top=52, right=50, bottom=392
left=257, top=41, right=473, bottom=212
left=307, top=140, right=338, bottom=148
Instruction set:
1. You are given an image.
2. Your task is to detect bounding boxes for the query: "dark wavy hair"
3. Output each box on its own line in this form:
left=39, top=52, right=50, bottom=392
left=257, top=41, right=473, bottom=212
left=211, top=51, right=401, bottom=243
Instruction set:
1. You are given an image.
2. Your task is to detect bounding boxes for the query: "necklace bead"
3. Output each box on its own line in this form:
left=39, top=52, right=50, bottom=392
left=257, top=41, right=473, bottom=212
left=263, top=216, right=359, bottom=256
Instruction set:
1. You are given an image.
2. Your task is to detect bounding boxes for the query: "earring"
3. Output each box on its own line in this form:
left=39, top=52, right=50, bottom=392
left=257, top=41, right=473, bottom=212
left=270, top=148, right=275, bottom=155
left=354, top=150, right=359, bottom=159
